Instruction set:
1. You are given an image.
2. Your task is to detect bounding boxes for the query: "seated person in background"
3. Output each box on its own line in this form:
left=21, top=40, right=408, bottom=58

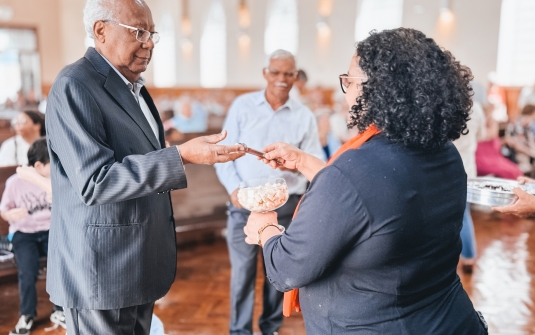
left=518, top=81, right=535, bottom=110
left=0, top=111, right=45, bottom=167
left=503, top=105, right=535, bottom=174
left=0, top=138, right=65, bottom=335
left=316, top=109, right=341, bottom=160
left=475, top=103, right=523, bottom=180
left=163, top=96, right=208, bottom=134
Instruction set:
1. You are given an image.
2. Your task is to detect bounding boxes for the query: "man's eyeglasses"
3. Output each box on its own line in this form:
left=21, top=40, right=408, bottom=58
left=103, top=20, right=160, bottom=44
left=339, top=74, right=367, bottom=94
left=264, top=68, right=298, bottom=79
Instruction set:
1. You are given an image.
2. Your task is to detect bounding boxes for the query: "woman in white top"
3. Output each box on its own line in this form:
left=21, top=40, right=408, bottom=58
left=453, top=102, right=486, bottom=273
left=0, top=111, right=45, bottom=167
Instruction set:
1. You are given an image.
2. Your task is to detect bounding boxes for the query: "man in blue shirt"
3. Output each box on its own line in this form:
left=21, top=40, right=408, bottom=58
left=215, top=49, right=325, bottom=335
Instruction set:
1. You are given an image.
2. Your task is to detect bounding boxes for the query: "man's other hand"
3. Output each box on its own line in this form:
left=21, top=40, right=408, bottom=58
left=230, top=188, right=243, bottom=209
left=177, top=130, right=245, bottom=165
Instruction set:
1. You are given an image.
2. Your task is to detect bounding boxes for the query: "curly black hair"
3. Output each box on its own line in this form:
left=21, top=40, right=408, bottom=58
left=350, top=28, right=473, bottom=149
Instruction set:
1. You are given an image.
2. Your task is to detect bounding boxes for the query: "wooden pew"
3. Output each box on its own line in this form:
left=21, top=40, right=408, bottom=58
left=0, top=166, right=19, bottom=281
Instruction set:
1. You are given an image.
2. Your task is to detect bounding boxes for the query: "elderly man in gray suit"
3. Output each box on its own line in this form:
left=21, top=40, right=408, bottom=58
left=44, top=0, right=244, bottom=334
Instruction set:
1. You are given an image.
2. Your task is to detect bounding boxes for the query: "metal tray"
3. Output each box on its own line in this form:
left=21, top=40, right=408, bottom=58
left=467, top=177, right=524, bottom=207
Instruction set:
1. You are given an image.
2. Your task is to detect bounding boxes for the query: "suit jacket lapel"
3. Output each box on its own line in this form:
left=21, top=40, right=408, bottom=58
left=85, top=48, right=160, bottom=150
left=141, top=87, right=166, bottom=149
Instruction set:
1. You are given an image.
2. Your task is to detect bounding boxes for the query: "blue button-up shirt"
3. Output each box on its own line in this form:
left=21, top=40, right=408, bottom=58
left=215, top=90, right=325, bottom=195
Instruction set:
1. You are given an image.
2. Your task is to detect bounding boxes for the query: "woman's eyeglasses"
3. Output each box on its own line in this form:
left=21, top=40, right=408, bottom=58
left=11, top=118, right=27, bottom=127
left=339, top=74, right=367, bottom=94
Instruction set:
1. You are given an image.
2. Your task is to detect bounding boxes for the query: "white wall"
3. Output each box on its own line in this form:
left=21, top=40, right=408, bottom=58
left=149, top=0, right=503, bottom=88
left=402, top=0, right=503, bottom=86
left=59, top=0, right=87, bottom=68
left=2, top=0, right=504, bottom=88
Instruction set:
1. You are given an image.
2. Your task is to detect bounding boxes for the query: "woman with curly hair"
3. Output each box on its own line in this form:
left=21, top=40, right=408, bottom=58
left=243, top=28, right=488, bottom=334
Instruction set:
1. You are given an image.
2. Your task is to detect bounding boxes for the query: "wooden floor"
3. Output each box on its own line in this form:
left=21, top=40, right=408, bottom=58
left=0, top=208, right=534, bottom=334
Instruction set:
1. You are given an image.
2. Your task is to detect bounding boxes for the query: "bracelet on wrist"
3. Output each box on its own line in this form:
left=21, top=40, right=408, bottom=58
left=257, top=223, right=285, bottom=247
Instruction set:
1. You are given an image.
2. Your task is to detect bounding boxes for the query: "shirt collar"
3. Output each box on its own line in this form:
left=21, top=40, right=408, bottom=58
left=255, top=90, right=294, bottom=112
left=97, top=51, right=145, bottom=89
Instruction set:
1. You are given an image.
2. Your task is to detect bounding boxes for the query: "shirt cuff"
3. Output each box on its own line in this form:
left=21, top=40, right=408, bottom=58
left=175, top=145, right=186, bottom=172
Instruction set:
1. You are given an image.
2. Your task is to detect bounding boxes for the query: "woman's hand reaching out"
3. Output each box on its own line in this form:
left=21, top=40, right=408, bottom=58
left=261, top=142, right=302, bottom=170
left=261, top=142, right=326, bottom=181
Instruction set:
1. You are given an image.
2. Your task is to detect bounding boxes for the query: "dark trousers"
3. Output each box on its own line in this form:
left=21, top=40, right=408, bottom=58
left=226, top=194, right=300, bottom=335
left=64, top=302, right=154, bottom=335
left=12, top=230, right=63, bottom=318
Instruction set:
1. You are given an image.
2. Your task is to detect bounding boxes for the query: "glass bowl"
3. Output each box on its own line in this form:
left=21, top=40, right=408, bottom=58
left=238, top=177, right=289, bottom=212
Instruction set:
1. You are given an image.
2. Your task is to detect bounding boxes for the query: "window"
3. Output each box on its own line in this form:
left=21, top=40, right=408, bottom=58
left=200, top=0, right=227, bottom=88
left=496, top=0, right=535, bottom=86
left=153, top=13, right=177, bottom=87
left=0, top=28, right=40, bottom=106
left=264, top=0, right=298, bottom=55
left=354, top=0, right=403, bottom=42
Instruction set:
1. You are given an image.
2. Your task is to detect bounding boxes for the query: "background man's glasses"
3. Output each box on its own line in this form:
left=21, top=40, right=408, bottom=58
left=264, top=68, right=298, bottom=79
left=339, top=74, right=367, bottom=94
left=103, top=20, right=160, bottom=44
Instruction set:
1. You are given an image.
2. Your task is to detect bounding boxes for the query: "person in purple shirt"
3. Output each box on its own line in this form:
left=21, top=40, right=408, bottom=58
left=1, top=138, right=65, bottom=335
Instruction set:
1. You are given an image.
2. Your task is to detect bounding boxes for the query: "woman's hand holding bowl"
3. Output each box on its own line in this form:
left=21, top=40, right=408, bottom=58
left=244, top=211, right=280, bottom=246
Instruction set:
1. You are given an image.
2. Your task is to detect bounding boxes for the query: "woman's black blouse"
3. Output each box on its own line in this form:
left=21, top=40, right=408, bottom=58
left=263, top=134, right=486, bottom=334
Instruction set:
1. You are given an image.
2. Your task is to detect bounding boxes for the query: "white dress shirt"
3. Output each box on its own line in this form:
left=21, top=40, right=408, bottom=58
left=98, top=53, right=160, bottom=140
left=453, top=102, right=486, bottom=178
left=0, top=135, right=30, bottom=167
left=215, top=90, right=326, bottom=195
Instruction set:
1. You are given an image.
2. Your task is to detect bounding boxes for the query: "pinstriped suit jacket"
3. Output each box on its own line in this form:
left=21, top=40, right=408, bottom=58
left=45, top=47, right=187, bottom=309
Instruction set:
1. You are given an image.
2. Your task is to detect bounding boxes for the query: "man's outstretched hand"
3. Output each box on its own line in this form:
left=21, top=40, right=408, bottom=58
left=177, top=130, right=245, bottom=165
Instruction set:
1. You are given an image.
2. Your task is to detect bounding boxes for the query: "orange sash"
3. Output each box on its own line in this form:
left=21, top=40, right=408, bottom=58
left=282, top=124, right=380, bottom=317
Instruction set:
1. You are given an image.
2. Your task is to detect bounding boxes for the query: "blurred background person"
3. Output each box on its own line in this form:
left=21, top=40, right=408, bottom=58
left=316, top=109, right=341, bottom=160
left=518, top=80, right=535, bottom=111
left=453, top=102, right=486, bottom=273
left=0, top=111, right=45, bottom=167
left=215, top=49, right=324, bottom=335
left=289, top=69, right=308, bottom=103
left=163, top=96, right=208, bottom=134
left=475, top=83, right=523, bottom=179
left=503, top=104, right=535, bottom=175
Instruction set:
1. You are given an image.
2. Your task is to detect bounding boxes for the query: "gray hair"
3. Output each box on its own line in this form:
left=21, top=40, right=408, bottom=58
left=83, top=0, right=115, bottom=39
left=267, top=49, right=295, bottom=66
